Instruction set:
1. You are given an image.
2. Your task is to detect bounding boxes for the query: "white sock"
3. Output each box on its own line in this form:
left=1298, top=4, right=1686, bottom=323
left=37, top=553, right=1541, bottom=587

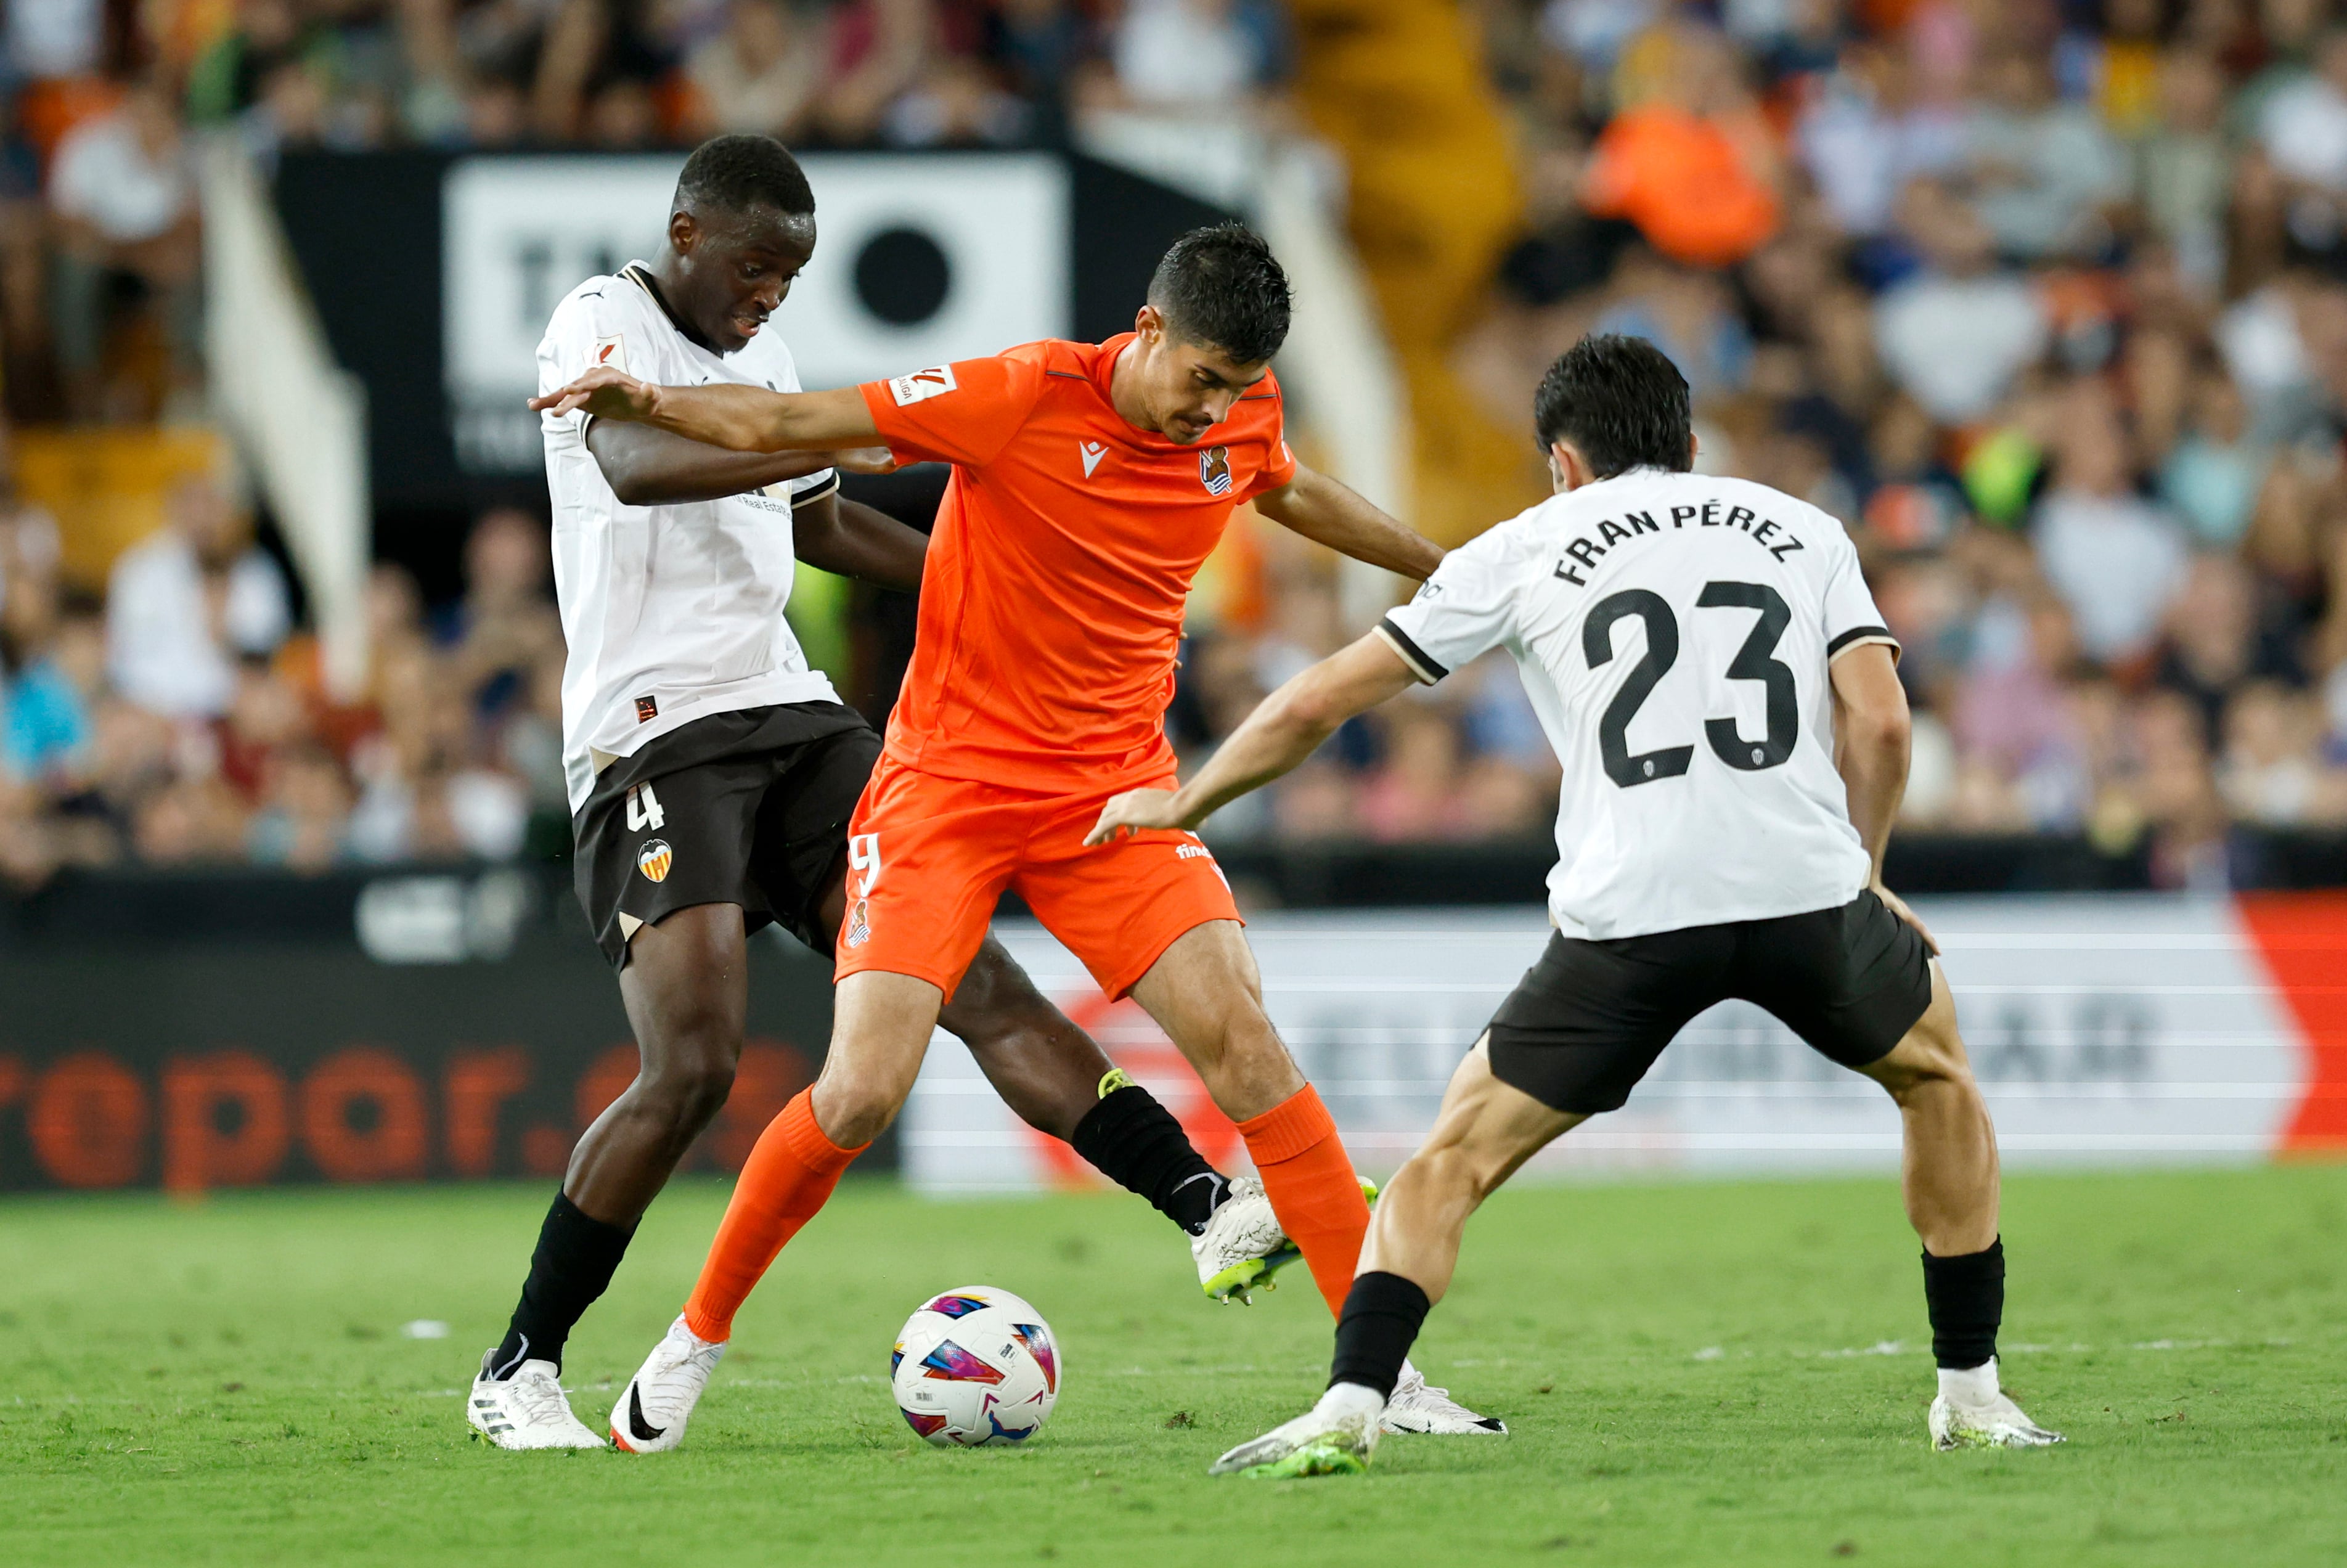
left=1937, top=1357, right=1999, bottom=1405
left=1314, top=1381, right=1387, bottom=1423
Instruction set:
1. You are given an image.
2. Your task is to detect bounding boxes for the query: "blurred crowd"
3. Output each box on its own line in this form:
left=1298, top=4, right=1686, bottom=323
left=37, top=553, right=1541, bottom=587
left=1175, top=0, right=2347, bottom=886
left=0, top=463, right=569, bottom=888
left=23, top=0, right=2347, bottom=885
left=1, top=0, right=1292, bottom=421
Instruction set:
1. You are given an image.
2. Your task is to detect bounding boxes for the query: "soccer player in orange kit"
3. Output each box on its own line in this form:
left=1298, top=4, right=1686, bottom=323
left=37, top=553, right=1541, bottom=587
left=532, top=224, right=1505, bottom=1445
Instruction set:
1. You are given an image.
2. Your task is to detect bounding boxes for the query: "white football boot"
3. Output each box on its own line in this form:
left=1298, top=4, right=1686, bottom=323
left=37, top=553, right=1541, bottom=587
left=1381, top=1360, right=1507, bottom=1435
left=610, top=1315, right=727, bottom=1453
left=1927, top=1359, right=2063, bottom=1451
left=1194, top=1175, right=1387, bottom=1304
left=1193, top=1176, right=1292, bottom=1303
left=1210, top=1382, right=1384, bottom=1478
left=467, top=1352, right=605, bottom=1450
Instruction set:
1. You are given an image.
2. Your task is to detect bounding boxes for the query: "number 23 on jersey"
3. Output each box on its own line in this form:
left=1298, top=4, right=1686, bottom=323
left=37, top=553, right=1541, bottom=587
left=1585, top=581, right=1797, bottom=788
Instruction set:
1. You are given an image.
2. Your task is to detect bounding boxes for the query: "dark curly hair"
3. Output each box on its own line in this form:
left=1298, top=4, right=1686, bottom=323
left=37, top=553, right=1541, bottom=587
left=1533, top=334, right=1693, bottom=478
left=1148, top=223, right=1292, bottom=366
left=676, top=134, right=815, bottom=218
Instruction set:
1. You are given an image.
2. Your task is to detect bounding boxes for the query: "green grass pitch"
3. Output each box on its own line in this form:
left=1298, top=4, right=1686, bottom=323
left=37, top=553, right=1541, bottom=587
left=4, top=1165, right=2345, bottom=1566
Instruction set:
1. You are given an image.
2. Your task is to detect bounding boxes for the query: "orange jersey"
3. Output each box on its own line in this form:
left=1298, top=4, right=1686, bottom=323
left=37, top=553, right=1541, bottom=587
left=858, top=335, right=1296, bottom=791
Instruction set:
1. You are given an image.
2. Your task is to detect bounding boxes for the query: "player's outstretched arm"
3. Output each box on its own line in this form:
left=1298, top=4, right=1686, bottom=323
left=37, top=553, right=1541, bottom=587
left=531, top=368, right=881, bottom=454
left=1085, top=632, right=1419, bottom=845
left=791, top=492, right=928, bottom=594
left=1252, top=465, right=1444, bottom=580
left=1829, top=641, right=1937, bottom=952
left=586, top=422, right=894, bottom=507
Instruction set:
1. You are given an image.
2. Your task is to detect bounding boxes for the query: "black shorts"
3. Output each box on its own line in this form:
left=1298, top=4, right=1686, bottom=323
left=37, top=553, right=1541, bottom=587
left=1485, top=889, right=1935, bottom=1115
left=571, top=702, right=881, bottom=970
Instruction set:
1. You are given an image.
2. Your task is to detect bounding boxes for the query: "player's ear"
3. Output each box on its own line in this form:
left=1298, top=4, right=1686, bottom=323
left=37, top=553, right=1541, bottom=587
left=669, top=208, right=700, bottom=256
left=1548, top=440, right=1590, bottom=493
left=1133, top=303, right=1165, bottom=346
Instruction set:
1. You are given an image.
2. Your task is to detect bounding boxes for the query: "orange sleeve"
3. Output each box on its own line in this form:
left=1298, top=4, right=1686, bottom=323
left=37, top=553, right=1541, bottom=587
left=1238, top=376, right=1298, bottom=500
left=1241, top=428, right=1298, bottom=501
left=858, top=353, right=1047, bottom=468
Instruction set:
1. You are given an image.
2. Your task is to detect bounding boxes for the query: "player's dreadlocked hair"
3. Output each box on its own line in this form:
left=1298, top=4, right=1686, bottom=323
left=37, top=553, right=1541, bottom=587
left=675, top=134, right=815, bottom=218
left=1533, top=334, right=1693, bottom=478
left=1148, top=223, right=1292, bottom=367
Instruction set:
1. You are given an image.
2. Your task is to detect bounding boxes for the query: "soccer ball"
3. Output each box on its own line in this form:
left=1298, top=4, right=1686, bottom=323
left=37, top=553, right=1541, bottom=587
left=890, top=1284, right=1060, bottom=1447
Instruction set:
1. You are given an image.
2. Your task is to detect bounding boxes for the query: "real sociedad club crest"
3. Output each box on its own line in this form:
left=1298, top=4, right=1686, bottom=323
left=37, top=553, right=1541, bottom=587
left=636, top=839, right=672, bottom=883
left=1200, top=445, right=1233, bottom=496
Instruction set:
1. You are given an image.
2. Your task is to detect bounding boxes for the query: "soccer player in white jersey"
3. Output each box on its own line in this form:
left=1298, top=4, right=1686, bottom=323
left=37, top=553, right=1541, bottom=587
left=468, top=136, right=1296, bottom=1451
left=1090, top=335, right=2064, bottom=1474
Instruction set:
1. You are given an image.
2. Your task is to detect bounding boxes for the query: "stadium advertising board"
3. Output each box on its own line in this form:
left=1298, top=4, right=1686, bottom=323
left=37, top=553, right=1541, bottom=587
left=440, top=152, right=1070, bottom=476
left=0, top=872, right=839, bottom=1192
left=274, top=150, right=1224, bottom=512
left=902, top=892, right=2347, bottom=1193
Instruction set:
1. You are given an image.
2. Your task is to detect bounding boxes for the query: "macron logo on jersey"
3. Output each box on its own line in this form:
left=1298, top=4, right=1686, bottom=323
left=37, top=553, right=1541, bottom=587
left=1079, top=440, right=1108, bottom=478
left=889, top=366, right=958, bottom=406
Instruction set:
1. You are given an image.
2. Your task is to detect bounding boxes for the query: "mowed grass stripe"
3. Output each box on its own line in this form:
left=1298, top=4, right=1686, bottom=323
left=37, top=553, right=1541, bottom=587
left=1, top=1166, right=2343, bottom=1567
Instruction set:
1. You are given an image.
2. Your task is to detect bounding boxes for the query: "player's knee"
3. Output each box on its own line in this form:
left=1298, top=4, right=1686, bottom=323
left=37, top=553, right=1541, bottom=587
left=1397, top=1140, right=1506, bottom=1208
left=1188, top=992, right=1278, bottom=1068
left=812, top=1061, right=915, bottom=1148
left=644, top=1055, right=737, bottom=1132
left=1870, top=1025, right=1977, bottom=1105
left=1185, top=1002, right=1288, bottom=1100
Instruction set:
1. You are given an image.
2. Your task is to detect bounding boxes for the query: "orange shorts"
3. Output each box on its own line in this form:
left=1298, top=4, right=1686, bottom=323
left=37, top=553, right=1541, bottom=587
left=835, top=754, right=1242, bottom=1003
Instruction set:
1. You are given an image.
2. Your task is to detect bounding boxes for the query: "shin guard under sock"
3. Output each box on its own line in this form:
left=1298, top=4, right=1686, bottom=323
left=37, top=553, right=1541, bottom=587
left=1236, top=1084, right=1371, bottom=1317
left=491, top=1191, right=635, bottom=1377
left=1329, top=1271, right=1432, bottom=1400
left=1921, top=1236, right=2005, bottom=1370
left=1069, top=1082, right=1227, bottom=1235
left=683, top=1090, right=865, bottom=1342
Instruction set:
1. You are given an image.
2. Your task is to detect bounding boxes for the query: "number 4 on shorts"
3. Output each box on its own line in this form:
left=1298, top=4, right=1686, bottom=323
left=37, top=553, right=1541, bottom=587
left=626, top=782, right=666, bottom=831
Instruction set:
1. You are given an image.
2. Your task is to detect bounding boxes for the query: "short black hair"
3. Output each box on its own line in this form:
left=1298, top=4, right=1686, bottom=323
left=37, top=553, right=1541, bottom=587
left=1533, top=334, right=1692, bottom=477
left=1147, top=223, right=1292, bottom=366
left=676, top=134, right=815, bottom=219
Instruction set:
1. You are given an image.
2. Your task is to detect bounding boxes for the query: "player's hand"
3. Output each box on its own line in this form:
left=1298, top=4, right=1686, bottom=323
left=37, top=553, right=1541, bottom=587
left=1084, top=789, right=1185, bottom=846
left=528, top=366, right=660, bottom=421
left=1871, top=880, right=1940, bottom=957
left=831, top=446, right=900, bottom=475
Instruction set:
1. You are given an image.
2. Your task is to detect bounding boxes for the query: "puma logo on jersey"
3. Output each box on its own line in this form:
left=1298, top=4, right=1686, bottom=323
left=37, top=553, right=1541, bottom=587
left=1079, top=440, right=1108, bottom=478
left=889, top=366, right=958, bottom=406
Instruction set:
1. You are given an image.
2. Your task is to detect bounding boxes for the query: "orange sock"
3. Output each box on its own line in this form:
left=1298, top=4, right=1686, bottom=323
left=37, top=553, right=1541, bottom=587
left=682, top=1090, right=865, bottom=1342
left=1236, top=1084, right=1371, bottom=1317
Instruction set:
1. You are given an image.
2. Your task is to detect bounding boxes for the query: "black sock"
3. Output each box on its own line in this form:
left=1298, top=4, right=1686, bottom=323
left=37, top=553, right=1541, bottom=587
left=1069, top=1084, right=1227, bottom=1235
left=1921, top=1237, right=2004, bottom=1370
left=488, top=1192, right=635, bottom=1378
left=1329, top=1271, right=1431, bottom=1399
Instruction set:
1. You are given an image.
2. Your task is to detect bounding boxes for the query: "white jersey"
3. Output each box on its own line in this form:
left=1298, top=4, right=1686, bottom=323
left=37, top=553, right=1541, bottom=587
left=539, top=262, right=841, bottom=812
left=1379, top=469, right=1898, bottom=942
